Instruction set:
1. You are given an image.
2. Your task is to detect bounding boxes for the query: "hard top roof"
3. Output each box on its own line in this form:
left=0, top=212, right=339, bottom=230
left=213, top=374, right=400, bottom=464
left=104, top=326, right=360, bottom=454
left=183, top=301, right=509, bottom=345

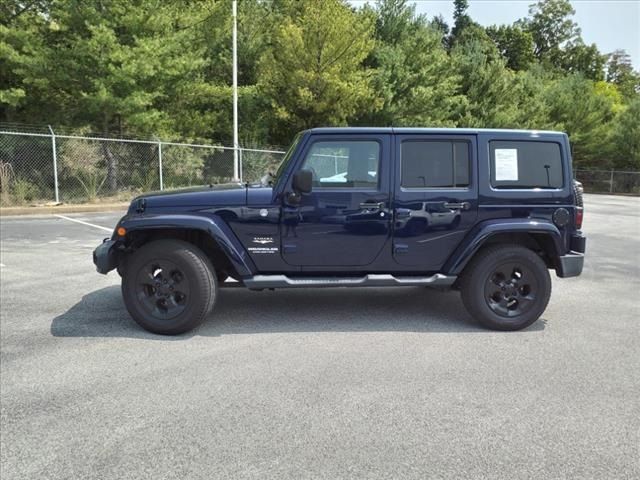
left=307, top=127, right=566, bottom=137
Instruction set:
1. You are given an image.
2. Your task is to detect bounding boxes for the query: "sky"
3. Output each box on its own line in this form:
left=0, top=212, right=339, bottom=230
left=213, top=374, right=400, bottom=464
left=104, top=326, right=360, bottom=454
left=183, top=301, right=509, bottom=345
left=350, top=0, right=640, bottom=69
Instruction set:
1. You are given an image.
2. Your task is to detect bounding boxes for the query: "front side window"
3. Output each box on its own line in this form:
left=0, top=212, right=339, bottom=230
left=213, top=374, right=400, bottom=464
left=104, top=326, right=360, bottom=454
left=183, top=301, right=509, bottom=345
left=401, top=140, right=470, bottom=188
left=490, top=141, right=563, bottom=189
left=301, top=140, right=380, bottom=188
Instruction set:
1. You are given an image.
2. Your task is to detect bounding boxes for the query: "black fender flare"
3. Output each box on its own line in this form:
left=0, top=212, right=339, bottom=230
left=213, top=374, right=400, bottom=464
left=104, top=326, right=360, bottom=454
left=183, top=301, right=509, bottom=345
left=118, top=213, right=256, bottom=278
left=442, top=218, right=563, bottom=275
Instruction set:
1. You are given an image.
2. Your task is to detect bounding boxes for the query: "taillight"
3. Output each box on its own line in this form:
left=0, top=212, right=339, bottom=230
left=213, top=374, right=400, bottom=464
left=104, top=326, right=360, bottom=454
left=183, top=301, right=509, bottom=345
left=575, top=207, right=583, bottom=230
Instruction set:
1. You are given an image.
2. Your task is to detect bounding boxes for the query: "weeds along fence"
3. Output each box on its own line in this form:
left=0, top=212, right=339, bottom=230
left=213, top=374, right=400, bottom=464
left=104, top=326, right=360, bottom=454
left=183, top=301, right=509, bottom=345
left=0, top=127, right=286, bottom=206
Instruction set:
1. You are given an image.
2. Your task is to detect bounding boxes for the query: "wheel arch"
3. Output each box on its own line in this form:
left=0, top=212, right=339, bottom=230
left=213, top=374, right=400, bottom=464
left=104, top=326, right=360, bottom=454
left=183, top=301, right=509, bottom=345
left=118, top=214, right=256, bottom=279
left=443, top=219, right=563, bottom=275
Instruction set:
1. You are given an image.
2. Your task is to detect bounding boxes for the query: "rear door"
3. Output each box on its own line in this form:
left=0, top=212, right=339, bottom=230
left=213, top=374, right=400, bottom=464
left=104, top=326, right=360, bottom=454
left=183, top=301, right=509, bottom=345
left=392, top=134, right=478, bottom=269
left=281, top=133, right=392, bottom=267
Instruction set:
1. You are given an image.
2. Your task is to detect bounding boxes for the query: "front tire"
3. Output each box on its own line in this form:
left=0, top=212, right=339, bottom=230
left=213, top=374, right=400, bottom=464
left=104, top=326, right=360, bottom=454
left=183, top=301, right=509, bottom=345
left=460, top=244, right=551, bottom=331
left=122, top=239, right=217, bottom=335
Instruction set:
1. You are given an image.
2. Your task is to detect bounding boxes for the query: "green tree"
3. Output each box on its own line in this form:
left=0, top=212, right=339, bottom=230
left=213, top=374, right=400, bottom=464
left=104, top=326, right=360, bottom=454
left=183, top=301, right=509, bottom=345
left=486, top=24, right=535, bottom=71
left=544, top=74, right=616, bottom=167
left=524, top=0, right=580, bottom=59
left=0, top=1, right=50, bottom=120
left=452, top=38, right=517, bottom=127
left=358, top=0, right=462, bottom=127
left=609, top=97, right=640, bottom=170
left=374, top=0, right=416, bottom=44
left=521, top=0, right=605, bottom=80
left=430, top=14, right=450, bottom=47
left=559, top=41, right=606, bottom=81
left=452, top=25, right=553, bottom=130
left=2, top=1, right=214, bottom=136
left=606, top=50, right=640, bottom=99
left=450, top=0, right=472, bottom=45
left=257, top=0, right=376, bottom=144
left=510, top=66, right=554, bottom=129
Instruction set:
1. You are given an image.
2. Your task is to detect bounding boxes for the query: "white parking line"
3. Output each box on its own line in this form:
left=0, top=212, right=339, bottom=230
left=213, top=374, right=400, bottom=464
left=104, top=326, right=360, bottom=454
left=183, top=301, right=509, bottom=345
left=54, top=214, right=113, bottom=233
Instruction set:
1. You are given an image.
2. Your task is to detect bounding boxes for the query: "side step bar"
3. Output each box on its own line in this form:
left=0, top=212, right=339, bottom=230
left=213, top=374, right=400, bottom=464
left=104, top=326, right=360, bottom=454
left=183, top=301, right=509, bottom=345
left=243, top=273, right=456, bottom=290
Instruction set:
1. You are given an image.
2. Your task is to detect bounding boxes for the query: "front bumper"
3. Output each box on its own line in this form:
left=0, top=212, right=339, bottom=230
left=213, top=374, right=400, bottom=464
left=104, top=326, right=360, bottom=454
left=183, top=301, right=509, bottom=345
left=93, top=239, right=119, bottom=274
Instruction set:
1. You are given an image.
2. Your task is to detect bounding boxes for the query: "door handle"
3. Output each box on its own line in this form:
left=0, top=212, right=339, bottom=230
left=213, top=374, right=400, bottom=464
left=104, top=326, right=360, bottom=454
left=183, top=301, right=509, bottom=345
left=443, top=201, right=471, bottom=210
left=359, top=202, right=385, bottom=211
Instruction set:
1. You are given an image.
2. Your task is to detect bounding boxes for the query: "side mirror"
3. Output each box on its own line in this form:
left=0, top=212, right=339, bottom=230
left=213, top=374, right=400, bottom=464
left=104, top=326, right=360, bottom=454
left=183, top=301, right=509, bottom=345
left=292, top=169, right=313, bottom=194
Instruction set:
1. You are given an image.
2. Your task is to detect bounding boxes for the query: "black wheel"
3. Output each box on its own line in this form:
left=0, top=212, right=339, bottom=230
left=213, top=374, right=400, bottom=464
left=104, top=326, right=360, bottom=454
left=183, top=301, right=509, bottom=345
left=122, top=239, right=217, bottom=335
left=460, top=244, right=551, bottom=331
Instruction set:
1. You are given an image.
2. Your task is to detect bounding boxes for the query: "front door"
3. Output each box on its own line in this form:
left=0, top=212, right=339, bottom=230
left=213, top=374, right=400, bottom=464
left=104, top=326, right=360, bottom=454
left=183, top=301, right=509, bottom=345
left=392, top=134, right=478, bottom=270
left=281, top=134, right=391, bottom=267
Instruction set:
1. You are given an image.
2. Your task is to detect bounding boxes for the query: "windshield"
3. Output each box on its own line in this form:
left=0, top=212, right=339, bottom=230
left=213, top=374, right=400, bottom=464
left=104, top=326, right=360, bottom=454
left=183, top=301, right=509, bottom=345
left=270, top=132, right=303, bottom=185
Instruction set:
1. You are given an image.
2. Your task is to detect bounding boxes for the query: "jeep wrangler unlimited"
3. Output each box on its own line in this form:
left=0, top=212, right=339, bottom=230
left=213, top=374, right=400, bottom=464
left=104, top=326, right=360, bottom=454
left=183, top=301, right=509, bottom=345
left=93, top=128, right=586, bottom=334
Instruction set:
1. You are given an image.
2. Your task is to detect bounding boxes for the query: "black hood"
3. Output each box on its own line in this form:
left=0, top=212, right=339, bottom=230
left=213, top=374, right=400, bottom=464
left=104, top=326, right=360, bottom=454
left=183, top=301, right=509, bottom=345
left=131, top=183, right=247, bottom=210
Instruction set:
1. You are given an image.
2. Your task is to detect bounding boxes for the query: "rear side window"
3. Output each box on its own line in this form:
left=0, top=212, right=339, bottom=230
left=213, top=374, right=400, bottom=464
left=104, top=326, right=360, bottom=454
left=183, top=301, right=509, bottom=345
left=401, top=140, right=470, bottom=188
left=490, top=141, right=563, bottom=189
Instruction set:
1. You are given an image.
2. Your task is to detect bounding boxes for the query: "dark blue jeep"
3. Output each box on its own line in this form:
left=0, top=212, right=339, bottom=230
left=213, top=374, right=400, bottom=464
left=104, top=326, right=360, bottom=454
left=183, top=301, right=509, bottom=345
left=93, top=128, right=586, bottom=334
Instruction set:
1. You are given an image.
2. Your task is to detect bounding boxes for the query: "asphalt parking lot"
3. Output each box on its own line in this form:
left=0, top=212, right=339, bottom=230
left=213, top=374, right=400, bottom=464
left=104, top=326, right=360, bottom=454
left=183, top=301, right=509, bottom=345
left=1, top=194, right=639, bottom=479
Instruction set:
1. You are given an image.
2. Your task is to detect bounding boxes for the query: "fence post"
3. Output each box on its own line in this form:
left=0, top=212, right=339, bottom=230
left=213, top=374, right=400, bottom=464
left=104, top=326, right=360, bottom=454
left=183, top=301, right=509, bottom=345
left=610, top=169, right=614, bottom=194
left=48, top=125, right=60, bottom=203
left=158, top=141, right=164, bottom=190
left=238, top=147, right=243, bottom=183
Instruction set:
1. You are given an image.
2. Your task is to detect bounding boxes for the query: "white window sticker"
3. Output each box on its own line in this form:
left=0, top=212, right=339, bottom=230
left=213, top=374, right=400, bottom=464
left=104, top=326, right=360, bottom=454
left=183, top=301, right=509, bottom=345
left=494, top=149, right=519, bottom=181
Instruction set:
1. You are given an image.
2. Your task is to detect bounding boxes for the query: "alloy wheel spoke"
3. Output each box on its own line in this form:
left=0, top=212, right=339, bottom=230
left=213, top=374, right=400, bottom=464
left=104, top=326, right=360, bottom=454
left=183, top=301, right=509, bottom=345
left=136, top=259, right=189, bottom=320
left=144, top=270, right=158, bottom=285
left=175, top=281, right=189, bottom=296
left=513, top=267, right=530, bottom=285
left=485, top=262, right=538, bottom=318
left=517, top=293, right=535, bottom=307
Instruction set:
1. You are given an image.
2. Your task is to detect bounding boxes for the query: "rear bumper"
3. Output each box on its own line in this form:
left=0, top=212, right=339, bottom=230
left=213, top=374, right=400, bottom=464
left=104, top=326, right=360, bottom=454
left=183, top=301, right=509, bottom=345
left=93, top=239, right=119, bottom=274
left=556, top=252, right=584, bottom=278
left=570, top=233, right=586, bottom=253
left=556, top=233, right=586, bottom=278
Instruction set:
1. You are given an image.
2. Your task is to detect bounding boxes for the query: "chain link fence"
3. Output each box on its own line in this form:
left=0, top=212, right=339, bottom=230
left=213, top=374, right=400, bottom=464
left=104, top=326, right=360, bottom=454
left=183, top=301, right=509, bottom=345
left=0, top=127, right=285, bottom=206
left=574, top=169, right=640, bottom=195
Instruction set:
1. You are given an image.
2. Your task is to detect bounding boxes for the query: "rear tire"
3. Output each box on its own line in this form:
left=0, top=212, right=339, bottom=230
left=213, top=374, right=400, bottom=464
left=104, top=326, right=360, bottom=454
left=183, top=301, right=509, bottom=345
left=122, top=239, right=217, bottom=335
left=460, top=244, right=551, bottom=331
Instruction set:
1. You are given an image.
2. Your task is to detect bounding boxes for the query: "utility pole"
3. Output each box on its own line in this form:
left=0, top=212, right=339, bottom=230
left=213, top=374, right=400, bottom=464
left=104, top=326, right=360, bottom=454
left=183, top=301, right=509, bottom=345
left=48, top=125, right=60, bottom=203
left=232, top=0, right=240, bottom=181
